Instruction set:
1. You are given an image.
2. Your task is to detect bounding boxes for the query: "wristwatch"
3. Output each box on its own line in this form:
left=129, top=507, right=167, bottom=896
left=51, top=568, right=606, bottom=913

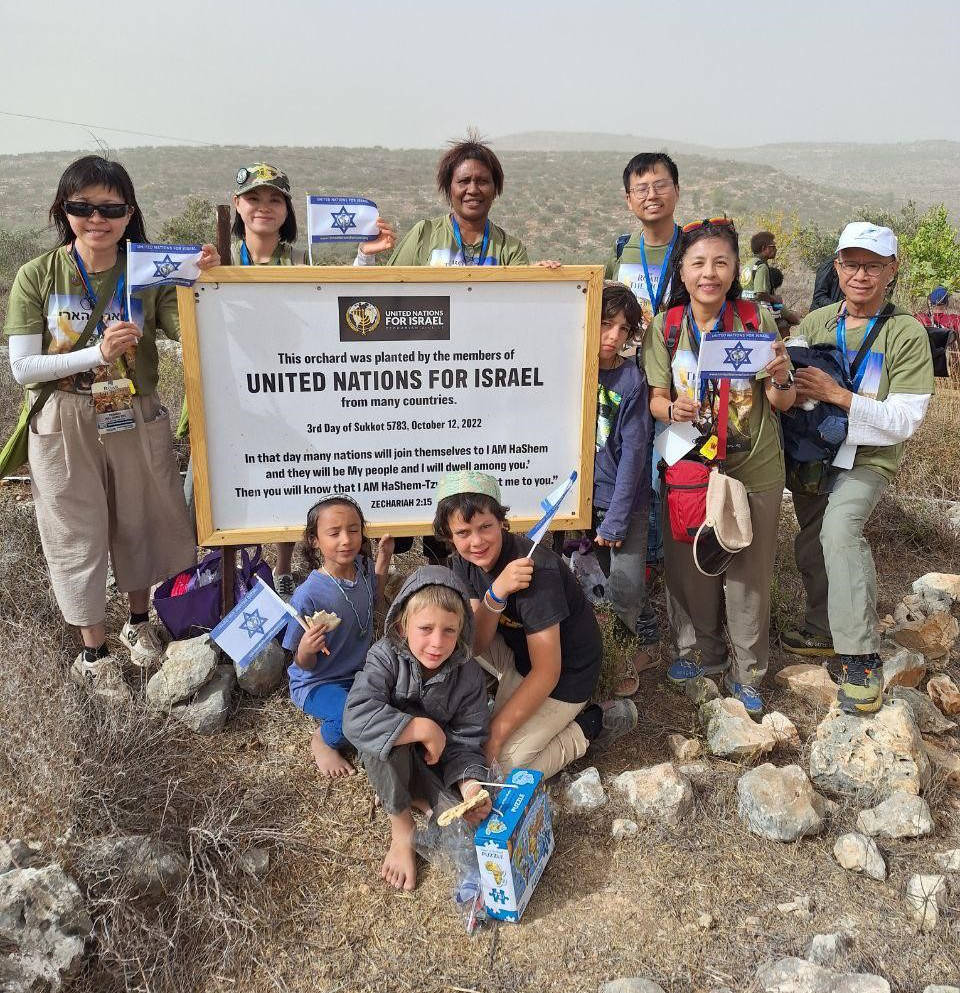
left=771, top=370, right=795, bottom=391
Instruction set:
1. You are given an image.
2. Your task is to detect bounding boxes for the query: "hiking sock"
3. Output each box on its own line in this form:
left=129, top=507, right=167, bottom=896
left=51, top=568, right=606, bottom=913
left=129, top=611, right=149, bottom=626
left=83, top=643, right=109, bottom=665
left=574, top=704, right=604, bottom=742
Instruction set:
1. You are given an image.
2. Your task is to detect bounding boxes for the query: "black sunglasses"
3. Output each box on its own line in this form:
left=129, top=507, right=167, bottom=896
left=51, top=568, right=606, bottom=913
left=63, top=200, right=130, bottom=219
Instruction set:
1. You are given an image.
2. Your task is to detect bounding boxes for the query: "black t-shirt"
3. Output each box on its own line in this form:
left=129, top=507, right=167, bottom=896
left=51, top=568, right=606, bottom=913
left=450, top=531, right=602, bottom=703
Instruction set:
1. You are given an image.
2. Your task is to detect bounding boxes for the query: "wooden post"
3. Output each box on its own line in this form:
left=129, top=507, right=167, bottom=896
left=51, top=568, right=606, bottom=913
left=216, top=205, right=236, bottom=619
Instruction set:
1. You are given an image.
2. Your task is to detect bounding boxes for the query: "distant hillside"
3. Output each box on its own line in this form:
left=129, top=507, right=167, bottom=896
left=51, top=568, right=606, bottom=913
left=494, top=131, right=960, bottom=217
left=0, top=144, right=885, bottom=267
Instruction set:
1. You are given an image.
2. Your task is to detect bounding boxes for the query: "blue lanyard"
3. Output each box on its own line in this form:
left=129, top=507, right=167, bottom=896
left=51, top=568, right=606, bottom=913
left=639, top=224, right=680, bottom=314
left=240, top=241, right=283, bottom=266
left=72, top=246, right=126, bottom=325
left=686, top=302, right=726, bottom=349
left=451, top=216, right=490, bottom=266
left=836, top=308, right=878, bottom=392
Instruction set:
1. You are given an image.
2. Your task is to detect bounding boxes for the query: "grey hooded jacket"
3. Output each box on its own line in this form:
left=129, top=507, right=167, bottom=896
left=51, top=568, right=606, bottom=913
left=343, top=566, right=489, bottom=788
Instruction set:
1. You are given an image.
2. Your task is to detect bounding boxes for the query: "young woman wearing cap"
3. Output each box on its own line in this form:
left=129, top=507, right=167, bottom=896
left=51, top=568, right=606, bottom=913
left=178, top=163, right=396, bottom=596
left=783, top=222, right=934, bottom=714
left=642, top=219, right=794, bottom=717
left=3, top=155, right=218, bottom=699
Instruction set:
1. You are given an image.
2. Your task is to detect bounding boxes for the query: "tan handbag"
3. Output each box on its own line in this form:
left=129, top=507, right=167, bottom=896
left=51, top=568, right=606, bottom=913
left=692, top=468, right=753, bottom=576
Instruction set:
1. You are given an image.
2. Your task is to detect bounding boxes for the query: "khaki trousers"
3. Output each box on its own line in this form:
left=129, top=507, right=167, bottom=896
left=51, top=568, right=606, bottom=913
left=477, top=635, right=589, bottom=780
left=662, top=485, right=782, bottom=686
left=792, top=466, right=887, bottom=656
left=29, top=391, right=196, bottom=627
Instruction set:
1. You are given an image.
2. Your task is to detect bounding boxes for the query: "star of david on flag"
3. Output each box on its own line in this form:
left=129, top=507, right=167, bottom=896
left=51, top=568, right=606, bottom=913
left=211, top=577, right=303, bottom=670
left=306, top=195, right=380, bottom=253
left=127, top=242, right=203, bottom=293
left=697, top=331, right=777, bottom=379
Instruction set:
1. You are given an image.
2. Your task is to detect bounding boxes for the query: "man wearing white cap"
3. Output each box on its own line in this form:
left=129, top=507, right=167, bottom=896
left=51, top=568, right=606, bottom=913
left=782, top=222, right=934, bottom=714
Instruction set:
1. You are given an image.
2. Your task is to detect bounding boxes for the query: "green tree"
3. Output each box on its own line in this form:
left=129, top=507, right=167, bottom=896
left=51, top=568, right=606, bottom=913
left=898, top=204, right=960, bottom=305
left=157, top=197, right=217, bottom=246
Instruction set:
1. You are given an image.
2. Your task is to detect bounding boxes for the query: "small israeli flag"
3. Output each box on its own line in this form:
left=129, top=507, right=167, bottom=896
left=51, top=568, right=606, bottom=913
left=307, top=195, right=379, bottom=246
left=526, top=471, right=578, bottom=549
left=697, top=331, right=776, bottom=380
left=210, top=577, right=300, bottom=669
left=126, top=242, right=203, bottom=293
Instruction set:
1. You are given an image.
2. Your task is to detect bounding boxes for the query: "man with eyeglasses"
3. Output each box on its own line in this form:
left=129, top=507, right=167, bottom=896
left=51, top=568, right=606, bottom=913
left=782, top=222, right=934, bottom=715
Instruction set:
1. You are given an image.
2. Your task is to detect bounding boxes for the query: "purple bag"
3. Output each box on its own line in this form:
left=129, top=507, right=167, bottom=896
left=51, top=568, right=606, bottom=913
left=154, top=547, right=275, bottom=640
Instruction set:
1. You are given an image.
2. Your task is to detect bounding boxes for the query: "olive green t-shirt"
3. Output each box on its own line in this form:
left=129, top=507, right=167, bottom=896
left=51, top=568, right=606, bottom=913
left=3, top=246, right=177, bottom=395
left=388, top=215, right=528, bottom=267
left=642, top=305, right=785, bottom=493
left=604, top=231, right=678, bottom=331
left=795, top=303, right=935, bottom=480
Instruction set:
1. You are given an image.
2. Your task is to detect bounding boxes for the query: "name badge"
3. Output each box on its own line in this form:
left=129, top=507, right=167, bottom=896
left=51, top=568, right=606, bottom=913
left=92, top=379, right=136, bottom=435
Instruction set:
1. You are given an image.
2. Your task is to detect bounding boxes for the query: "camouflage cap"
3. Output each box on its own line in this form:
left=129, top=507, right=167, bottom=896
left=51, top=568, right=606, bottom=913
left=235, top=163, right=292, bottom=197
left=434, top=471, right=502, bottom=507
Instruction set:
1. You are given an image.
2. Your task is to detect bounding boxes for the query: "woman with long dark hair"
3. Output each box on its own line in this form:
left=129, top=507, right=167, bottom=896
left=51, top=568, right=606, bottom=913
left=642, top=219, right=795, bottom=716
left=4, top=155, right=218, bottom=701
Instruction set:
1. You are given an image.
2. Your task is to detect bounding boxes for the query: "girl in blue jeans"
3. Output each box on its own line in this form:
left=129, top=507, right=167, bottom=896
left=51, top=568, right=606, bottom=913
left=282, top=495, right=393, bottom=776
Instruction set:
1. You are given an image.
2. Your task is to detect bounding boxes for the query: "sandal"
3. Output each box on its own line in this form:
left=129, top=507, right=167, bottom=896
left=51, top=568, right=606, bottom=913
left=613, top=649, right=656, bottom=697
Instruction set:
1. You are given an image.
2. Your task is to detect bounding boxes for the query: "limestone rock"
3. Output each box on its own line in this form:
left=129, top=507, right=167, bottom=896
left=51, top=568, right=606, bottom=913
left=701, top=698, right=776, bottom=759
left=565, top=767, right=607, bottom=812
left=891, top=595, right=958, bottom=660
left=777, top=893, right=813, bottom=919
left=600, top=981, right=666, bottom=993
left=611, top=818, right=638, bottom=841
left=684, top=675, right=719, bottom=705
left=761, top=711, right=801, bottom=747
left=832, top=833, right=886, bottom=881
left=889, top=686, right=955, bottom=733
left=239, top=846, right=270, bottom=879
left=904, top=873, right=948, bottom=932
left=171, top=664, right=235, bottom=735
left=677, top=761, right=713, bottom=786
left=775, top=664, right=838, bottom=707
left=923, top=987, right=960, bottom=993
left=666, top=733, right=702, bottom=762
left=927, top=674, right=960, bottom=716
left=933, top=849, right=960, bottom=871
left=611, top=763, right=693, bottom=827
left=236, top=638, right=286, bottom=696
left=756, top=957, right=889, bottom=993
left=86, top=835, right=188, bottom=901
left=856, top=791, right=933, bottom=838
left=923, top=738, right=960, bottom=786
left=147, top=634, right=218, bottom=711
left=808, top=701, right=930, bottom=798
left=736, top=764, right=826, bottom=841
left=913, top=572, right=960, bottom=605
left=881, top=649, right=926, bottom=690
left=0, top=839, right=44, bottom=874
left=0, top=864, right=92, bottom=991
left=807, top=932, right=852, bottom=967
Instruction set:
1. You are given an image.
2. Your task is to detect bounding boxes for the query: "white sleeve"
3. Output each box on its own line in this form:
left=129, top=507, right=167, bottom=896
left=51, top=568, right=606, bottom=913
left=8, top=333, right=105, bottom=386
left=846, top=392, right=932, bottom=446
left=352, top=246, right=377, bottom=267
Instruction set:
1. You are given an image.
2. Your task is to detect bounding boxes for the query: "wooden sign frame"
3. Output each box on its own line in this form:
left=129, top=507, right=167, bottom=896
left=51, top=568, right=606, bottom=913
left=178, top=264, right=603, bottom=546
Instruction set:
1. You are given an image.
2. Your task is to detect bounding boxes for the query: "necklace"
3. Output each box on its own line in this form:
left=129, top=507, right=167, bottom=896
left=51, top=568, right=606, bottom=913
left=320, top=562, right=372, bottom=636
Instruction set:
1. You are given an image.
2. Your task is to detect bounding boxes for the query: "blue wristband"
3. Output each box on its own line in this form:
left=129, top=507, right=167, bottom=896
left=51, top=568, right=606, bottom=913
left=487, top=585, right=506, bottom=606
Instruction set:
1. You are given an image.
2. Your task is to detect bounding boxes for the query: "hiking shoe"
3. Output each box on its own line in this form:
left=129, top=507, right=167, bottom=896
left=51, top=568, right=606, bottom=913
left=838, top=654, right=883, bottom=715
left=273, top=571, right=296, bottom=601
left=119, top=620, right=164, bottom=668
left=723, top=678, right=764, bottom=718
left=71, top=653, right=132, bottom=705
left=594, top=699, right=639, bottom=745
left=666, top=657, right=703, bottom=687
left=781, top=628, right=836, bottom=658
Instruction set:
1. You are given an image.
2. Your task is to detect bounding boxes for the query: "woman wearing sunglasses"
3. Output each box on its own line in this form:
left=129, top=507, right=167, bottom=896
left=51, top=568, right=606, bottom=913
left=4, top=155, right=218, bottom=701
left=641, top=218, right=795, bottom=717
left=783, top=223, right=934, bottom=715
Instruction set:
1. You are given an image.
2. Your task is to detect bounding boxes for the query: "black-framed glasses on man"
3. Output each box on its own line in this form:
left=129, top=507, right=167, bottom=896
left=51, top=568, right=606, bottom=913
left=628, top=179, right=675, bottom=199
left=836, top=259, right=893, bottom=277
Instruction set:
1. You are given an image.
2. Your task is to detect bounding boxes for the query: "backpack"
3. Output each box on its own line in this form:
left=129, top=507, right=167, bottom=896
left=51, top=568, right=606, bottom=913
left=740, top=259, right=763, bottom=300
left=779, top=344, right=852, bottom=463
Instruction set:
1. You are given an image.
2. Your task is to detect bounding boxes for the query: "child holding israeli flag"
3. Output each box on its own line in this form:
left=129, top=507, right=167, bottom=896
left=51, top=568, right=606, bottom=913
left=432, top=471, right=637, bottom=780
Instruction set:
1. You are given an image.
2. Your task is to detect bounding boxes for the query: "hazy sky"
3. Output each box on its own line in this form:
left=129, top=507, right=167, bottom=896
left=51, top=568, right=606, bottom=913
left=2, top=0, right=956, bottom=155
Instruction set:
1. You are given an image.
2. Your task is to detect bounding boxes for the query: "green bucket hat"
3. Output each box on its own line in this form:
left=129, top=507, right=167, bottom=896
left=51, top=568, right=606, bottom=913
left=434, top=471, right=502, bottom=506
left=235, top=163, right=292, bottom=197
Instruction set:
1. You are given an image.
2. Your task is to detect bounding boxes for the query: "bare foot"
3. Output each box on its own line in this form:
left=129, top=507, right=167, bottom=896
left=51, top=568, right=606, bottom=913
left=382, top=811, right=417, bottom=891
left=310, top=730, right=355, bottom=777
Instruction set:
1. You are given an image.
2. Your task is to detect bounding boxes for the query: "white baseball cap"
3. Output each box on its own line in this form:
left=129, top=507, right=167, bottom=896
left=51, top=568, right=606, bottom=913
left=836, top=222, right=898, bottom=258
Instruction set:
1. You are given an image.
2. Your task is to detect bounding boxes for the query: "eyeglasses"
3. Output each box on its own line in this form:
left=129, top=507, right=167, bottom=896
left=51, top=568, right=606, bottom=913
left=836, top=259, right=893, bottom=277
left=628, top=179, right=675, bottom=199
left=682, top=216, right=734, bottom=234
left=63, top=201, right=130, bottom=219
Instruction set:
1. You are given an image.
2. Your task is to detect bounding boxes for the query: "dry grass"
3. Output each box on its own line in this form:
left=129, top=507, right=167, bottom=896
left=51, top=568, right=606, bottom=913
left=1, top=396, right=959, bottom=992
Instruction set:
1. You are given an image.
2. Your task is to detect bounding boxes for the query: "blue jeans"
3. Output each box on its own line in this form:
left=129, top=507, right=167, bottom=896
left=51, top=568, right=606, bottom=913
left=302, top=679, right=354, bottom=748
